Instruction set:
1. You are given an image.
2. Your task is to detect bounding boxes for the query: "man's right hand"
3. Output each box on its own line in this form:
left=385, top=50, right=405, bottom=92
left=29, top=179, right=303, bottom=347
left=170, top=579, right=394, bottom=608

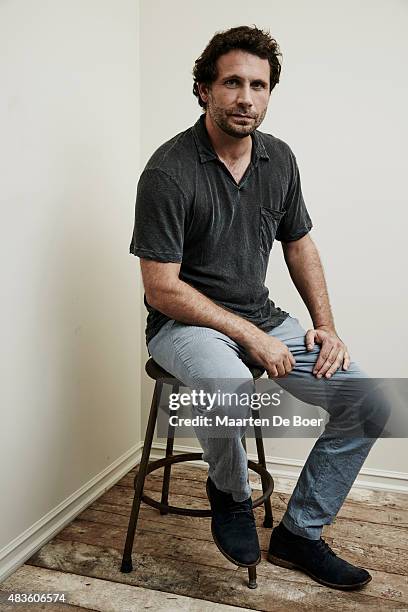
left=244, top=334, right=296, bottom=378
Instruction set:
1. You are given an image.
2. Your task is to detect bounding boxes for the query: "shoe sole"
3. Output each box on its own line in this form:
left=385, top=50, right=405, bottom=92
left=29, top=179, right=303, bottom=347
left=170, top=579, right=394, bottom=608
left=267, top=553, right=372, bottom=591
left=206, top=480, right=261, bottom=569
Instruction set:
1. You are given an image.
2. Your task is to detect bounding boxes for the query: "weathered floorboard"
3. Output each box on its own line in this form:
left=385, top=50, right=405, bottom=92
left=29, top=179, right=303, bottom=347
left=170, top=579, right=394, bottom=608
left=1, top=564, right=249, bottom=611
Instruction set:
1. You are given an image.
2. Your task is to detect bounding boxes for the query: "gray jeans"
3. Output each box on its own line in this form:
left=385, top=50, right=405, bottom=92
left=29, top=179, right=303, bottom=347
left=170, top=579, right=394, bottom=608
left=147, top=315, right=390, bottom=540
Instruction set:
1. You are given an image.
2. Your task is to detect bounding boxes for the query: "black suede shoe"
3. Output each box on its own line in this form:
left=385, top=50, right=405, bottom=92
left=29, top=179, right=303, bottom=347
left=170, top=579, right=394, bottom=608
left=268, top=522, right=372, bottom=590
left=206, top=476, right=261, bottom=567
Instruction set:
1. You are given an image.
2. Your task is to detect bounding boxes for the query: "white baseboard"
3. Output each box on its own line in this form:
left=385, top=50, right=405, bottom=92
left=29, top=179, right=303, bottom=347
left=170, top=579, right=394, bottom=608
left=2, top=439, right=407, bottom=585
left=0, top=441, right=144, bottom=584
left=151, top=442, right=408, bottom=494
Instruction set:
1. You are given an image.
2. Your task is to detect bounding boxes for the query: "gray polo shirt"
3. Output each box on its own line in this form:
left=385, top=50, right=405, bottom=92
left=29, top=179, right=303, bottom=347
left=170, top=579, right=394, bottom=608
left=129, top=113, right=313, bottom=347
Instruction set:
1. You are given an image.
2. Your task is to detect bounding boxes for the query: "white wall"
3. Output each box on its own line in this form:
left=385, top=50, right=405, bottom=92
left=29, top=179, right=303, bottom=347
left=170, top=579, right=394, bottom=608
left=0, top=0, right=141, bottom=568
left=140, top=0, right=408, bottom=481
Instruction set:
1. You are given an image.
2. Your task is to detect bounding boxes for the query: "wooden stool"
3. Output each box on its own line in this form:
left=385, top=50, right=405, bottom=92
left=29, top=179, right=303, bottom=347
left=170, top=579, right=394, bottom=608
left=120, top=358, right=275, bottom=589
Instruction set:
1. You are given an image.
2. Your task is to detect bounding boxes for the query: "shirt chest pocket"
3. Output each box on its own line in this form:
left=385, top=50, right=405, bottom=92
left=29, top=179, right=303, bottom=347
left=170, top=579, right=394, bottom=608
left=260, top=207, right=285, bottom=255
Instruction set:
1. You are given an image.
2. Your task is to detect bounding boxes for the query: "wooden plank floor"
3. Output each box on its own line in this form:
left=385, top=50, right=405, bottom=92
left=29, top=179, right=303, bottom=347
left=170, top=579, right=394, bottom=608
left=1, top=463, right=408, bottom=611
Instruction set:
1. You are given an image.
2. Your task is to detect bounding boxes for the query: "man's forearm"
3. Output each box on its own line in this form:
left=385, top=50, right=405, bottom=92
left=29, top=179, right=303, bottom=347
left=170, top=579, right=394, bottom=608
left=148, top=280, right=263, bottom=348
left=282, top=235, right=336, bottom=331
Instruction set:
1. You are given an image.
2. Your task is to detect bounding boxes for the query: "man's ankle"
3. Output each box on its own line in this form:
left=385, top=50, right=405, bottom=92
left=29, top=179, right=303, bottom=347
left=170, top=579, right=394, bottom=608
left=276, top=521, right=319, bottom=542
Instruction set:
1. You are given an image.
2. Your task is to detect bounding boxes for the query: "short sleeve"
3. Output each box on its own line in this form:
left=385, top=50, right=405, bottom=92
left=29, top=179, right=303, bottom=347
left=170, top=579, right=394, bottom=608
left=275, top=150, right=313, bottom=242
left=129, top=168, right=186, bottom=262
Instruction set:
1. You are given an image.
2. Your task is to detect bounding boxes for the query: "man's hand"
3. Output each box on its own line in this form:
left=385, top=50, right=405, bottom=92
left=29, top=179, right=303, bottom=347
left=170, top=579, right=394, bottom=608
left=245, top=334, right=296, bottom=378
left=305, top=326, right=350, bottom=379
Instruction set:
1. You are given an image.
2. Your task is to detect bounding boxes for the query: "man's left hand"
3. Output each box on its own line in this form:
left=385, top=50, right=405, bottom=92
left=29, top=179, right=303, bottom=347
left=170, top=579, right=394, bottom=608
left=305, top=326, right=351, bottom=379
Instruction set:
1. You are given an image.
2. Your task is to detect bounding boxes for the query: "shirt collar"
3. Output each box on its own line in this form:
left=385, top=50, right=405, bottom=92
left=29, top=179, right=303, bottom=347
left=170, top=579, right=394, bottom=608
left=192, top=113, right=270, bottom=166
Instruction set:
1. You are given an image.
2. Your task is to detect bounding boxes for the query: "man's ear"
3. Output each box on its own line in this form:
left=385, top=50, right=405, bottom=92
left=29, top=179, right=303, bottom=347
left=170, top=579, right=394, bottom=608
left=197, top=82, right=210, bottom=105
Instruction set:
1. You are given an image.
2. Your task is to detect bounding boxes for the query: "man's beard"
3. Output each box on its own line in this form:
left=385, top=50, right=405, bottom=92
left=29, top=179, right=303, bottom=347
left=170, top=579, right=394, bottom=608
left=207, top=96, right=267, bottom=139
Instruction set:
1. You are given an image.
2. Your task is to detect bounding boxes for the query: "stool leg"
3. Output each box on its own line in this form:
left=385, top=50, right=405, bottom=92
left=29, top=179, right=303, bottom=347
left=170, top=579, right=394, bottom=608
left=248, top=565, right=257, bottom=589
left=242, top=435, right=252, bottom=502
left=121, top=380, right=163, bottom=573
left=242, top=437, right=258, bottom=590
left=160, top=382, right=179, bottom=514
left=252, top=409, right=273, bottom=529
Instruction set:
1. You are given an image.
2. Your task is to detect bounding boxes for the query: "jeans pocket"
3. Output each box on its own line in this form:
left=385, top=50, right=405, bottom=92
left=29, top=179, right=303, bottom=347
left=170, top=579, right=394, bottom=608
left=260, top=207, right=284, bottom=255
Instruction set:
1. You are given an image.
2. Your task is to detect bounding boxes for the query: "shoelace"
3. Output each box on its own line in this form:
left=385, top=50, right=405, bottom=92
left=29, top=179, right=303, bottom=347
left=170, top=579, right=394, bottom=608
left=314, top=538, right=337, bottom=557
left=224, top=499, right=254, bottom=521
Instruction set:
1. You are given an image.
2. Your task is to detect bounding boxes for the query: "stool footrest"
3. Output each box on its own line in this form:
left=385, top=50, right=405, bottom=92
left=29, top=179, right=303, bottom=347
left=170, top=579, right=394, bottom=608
left=135, top=453, right=274, bottom=516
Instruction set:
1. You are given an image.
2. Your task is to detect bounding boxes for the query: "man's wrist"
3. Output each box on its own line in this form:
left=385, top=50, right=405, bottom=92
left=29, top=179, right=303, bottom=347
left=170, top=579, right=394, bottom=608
left=228, top=317, right=265, bottom=348
left=314, top=322, right=336, bottom=333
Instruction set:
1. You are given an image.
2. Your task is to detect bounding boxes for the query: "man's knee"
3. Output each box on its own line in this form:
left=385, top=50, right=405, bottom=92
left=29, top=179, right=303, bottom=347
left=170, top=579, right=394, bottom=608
left=361, top=384, right=392, bottom=438
left=327, top=374, right=392, bottom=438
left=341, top=365, right=391, bottom=437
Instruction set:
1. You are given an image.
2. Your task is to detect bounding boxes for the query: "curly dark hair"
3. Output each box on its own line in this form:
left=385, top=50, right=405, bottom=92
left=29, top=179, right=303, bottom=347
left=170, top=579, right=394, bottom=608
left=193, top=25, right=282, bottom=109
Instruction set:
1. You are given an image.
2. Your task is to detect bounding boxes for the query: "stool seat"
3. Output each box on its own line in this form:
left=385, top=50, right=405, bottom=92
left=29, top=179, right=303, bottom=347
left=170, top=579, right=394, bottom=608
left=145, top=357, right=265, bottom=381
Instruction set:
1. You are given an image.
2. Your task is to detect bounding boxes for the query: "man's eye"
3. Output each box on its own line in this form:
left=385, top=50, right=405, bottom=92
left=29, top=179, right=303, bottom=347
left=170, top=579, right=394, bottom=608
left=225, top=79, right=238, bottom=86
left=252, top=82, right=265, bottom=89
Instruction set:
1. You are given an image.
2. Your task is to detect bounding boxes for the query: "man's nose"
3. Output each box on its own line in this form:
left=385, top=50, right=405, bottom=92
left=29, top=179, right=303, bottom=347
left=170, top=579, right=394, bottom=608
left=236, top=84, right=253, bottom=107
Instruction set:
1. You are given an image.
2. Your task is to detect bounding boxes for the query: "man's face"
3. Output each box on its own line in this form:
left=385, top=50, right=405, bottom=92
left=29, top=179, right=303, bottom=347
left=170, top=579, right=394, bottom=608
left=198, top=49, right=271, bottom=138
